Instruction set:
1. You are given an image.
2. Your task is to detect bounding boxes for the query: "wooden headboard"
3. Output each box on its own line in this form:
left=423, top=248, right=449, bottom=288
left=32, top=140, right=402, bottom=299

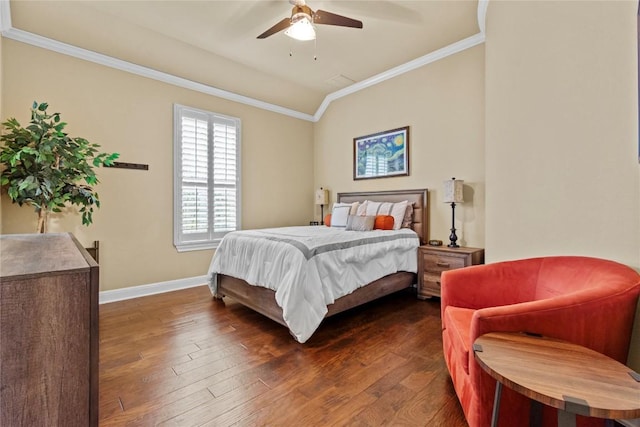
left=337, top=189, right=428, bottom=244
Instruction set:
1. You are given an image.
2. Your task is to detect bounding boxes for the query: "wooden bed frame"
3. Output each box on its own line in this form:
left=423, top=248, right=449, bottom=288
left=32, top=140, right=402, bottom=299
left=216, top=188, right=429, bottom=328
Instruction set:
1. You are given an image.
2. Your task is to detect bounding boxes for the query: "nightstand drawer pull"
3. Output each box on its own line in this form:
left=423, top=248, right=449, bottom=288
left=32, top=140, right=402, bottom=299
left=436, top=262, right=450, bottom=268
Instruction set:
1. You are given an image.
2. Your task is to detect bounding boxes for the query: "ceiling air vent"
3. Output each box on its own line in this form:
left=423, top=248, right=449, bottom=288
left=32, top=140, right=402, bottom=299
left=325, top=74, right=356, bottom=89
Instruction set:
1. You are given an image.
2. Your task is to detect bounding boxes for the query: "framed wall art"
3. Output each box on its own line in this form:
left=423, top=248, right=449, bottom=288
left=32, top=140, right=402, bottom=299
left=353, top=126, right=410, bottom=180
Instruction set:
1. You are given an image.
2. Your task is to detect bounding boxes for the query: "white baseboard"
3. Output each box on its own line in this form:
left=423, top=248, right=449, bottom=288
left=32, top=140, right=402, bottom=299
left=99, top=275, right=209, bottom=304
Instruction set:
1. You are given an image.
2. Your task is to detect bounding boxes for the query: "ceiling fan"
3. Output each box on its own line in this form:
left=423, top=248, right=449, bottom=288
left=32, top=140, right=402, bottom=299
left=257, top=0, right=363, bottom=41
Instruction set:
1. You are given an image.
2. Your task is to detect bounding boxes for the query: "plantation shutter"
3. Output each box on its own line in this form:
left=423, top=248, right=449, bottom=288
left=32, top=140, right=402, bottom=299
left=174, top=105, right=241, bottom=251
left=212, top=118, right=237, bottom=234
left=181, top=111, right=209, bottom=238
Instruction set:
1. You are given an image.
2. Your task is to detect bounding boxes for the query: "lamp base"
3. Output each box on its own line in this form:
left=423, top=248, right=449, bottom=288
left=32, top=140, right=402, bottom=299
left=448, top=202, right=460, bottom=248
left=448, top=228, right=460, bottom=248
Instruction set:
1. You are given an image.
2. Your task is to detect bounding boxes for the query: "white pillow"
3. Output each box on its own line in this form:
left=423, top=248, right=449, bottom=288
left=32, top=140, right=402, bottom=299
left=355, top=201, right=368, bottom=216
left=360, top=200, right=408, bottom=230
left=332, top=202, right=359, bottom=215
left=330, top=203, right=354, bottom=228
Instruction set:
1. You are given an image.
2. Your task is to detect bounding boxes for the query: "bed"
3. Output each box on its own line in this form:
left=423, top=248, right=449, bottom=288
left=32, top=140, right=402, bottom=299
left=208, top=189, right=428, bottom=342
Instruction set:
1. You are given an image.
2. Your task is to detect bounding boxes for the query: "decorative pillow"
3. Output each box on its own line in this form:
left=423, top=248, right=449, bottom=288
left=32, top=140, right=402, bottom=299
left=324, top=214, right=331, bottom=227
left=333, top=202, right=359, bottom=215
left=330, top=203, right=352, bottom=228
left=374, top=215, right=394, bottom=230
left=402, top=203, right=415, bottom=228
left=346, top=215, right=375, bottom=231
left=355, top=201, right=368, bottom=216
left=360, top=200, right=408, bottom=230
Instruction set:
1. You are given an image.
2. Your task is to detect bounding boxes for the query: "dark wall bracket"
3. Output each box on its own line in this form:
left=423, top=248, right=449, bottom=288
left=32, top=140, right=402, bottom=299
left=111, top=162, right=149, bottom=171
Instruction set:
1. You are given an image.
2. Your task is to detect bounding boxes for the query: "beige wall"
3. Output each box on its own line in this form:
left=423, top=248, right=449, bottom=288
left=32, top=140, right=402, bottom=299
left=314, top=45, right=486, bottom=248
left=485, top=0, right=640, bottom=268
left=1, top=40, right=314, bottom=291
left=485, top=1, right=640, bottom=368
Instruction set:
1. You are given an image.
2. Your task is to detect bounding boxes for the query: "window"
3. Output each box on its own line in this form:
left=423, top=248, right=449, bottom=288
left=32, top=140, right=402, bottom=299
left=173, top=104, right=241, bottom=252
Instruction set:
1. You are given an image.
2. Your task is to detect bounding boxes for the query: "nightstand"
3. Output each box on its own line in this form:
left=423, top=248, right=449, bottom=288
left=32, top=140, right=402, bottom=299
left=418, top=245, right=485, bottom=299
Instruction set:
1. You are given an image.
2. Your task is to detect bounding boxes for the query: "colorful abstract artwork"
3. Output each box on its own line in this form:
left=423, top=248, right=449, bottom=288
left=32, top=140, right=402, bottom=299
left=353, top=126, right=410, bottom=180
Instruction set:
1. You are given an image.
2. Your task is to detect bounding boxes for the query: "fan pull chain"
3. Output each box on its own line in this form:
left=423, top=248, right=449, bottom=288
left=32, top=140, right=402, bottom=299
left=286, top=37, right=318, bottom=61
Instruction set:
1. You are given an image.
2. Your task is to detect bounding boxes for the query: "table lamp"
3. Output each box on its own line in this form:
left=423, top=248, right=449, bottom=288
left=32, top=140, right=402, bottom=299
left=315, top=187, right=329, bottom=224
left=443, top=178, right=464, bottom=248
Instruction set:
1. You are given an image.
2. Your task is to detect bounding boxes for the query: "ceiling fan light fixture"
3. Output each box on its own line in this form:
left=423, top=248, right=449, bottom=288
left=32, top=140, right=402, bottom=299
left=285, top=13, right=316, bottom=41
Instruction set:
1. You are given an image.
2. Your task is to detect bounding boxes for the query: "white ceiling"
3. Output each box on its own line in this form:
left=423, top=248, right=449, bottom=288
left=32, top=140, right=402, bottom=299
left=6, top=0, right=481, bottom=115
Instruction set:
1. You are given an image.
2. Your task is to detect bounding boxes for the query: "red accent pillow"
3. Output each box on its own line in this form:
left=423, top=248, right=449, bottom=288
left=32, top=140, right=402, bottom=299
left=374, top=215, right=394, bottom=230
left=324, top=214, right=332, bottom=227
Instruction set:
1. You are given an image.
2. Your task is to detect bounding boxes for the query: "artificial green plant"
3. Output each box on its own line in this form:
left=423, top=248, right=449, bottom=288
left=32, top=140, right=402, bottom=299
left=0, top=101, right=119, bottom=232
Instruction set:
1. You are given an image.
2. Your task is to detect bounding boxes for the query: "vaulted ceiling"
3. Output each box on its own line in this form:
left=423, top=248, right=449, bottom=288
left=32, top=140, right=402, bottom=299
left=5, top=1, right=482, bottom=117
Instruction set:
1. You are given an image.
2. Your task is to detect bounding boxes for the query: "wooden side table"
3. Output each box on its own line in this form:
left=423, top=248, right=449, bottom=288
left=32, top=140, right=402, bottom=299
left=417, top=245, right=484, bottom=299
left=473, top=332, right=640, bottom=427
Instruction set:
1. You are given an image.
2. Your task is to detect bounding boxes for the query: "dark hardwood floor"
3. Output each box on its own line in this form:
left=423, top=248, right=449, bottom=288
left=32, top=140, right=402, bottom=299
left=99, top=285, right=467, bottom=426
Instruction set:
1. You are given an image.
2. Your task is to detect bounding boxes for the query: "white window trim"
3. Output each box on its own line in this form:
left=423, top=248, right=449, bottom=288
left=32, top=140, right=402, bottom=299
left=173, top=104, right=241, bottom=252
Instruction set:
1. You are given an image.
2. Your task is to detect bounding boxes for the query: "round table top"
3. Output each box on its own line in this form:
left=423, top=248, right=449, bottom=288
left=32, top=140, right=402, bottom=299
left=473, top=332, right=640, bottom=420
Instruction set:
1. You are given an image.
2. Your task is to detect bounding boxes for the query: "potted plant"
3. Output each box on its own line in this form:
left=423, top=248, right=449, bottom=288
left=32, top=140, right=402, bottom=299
left=0, top=101, right=119, bottom=233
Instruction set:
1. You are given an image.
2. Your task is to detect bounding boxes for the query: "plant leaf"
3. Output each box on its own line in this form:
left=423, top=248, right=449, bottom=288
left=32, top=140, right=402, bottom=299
left=0, top=101, right=119, bottom=228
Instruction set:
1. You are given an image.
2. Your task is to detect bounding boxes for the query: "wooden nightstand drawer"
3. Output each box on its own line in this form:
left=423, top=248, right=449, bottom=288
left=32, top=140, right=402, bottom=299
left=417, top=246, right=484, bottom=299
left=422, top=277, right=442, bottom=295
left=422, top=254, right=466, bottom=272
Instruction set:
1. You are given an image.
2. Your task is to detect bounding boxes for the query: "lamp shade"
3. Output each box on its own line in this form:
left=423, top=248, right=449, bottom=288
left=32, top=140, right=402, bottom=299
left=285, top=16, right=316, bottom=41
left=443, top=178, right=464, bottom=203
left=315, top=188, right=329, bottom=205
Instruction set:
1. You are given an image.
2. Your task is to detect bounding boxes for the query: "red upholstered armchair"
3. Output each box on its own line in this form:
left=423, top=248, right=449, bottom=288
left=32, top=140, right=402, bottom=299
left=441, top=256, right=640, bottom=427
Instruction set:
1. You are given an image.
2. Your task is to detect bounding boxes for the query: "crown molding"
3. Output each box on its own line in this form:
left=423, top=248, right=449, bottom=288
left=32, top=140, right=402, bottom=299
left=478, top=0, right=489, bottom=34
left=1, top=27, right=316, bottom=122
left=312, top=32, right=485, bottom=120
left=0, top=1, right=489, bottom=123
left=0, top=0, right=11, bottom=32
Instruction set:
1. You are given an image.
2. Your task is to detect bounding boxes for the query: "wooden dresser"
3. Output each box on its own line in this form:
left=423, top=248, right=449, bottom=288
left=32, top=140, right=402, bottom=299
left=0, top=233, right=99, bottom=426
left=418, top=245, right=485, bottom=299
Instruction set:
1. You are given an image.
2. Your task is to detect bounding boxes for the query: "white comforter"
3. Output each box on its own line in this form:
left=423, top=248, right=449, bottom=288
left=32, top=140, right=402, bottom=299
left=207, top=226, right=419, bottom=343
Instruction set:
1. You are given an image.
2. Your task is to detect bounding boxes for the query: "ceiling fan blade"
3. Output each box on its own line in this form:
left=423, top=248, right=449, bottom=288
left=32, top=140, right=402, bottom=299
left=257, top=17, right=291, bottom=39
left=313, top=9, right=363, bottom=29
